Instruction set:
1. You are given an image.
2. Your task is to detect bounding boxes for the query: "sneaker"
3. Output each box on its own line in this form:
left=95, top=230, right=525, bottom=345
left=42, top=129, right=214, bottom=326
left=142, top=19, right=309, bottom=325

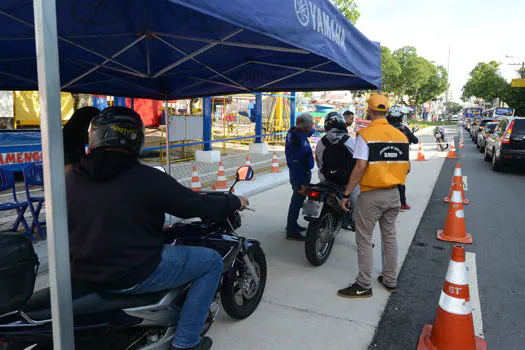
left=171, top=337, right=212, bottom=350
left=298, top=225, right=307, bottom=232
left=286, top=232, right=306, bottom=241
left=377, top=275, right=397, bottom=293
left=400, top=204, right=411, bottom=211
left=337, top=282, right=372, bottom=298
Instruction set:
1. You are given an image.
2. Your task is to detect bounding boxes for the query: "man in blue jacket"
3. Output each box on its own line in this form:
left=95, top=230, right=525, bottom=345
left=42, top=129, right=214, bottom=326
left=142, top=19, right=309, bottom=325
left=285, top=113, right=315, bottom=240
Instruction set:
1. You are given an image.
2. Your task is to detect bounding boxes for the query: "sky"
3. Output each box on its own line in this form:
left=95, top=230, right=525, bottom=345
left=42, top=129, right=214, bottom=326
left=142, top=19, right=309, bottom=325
left=354, top=0, right=525, bottom=103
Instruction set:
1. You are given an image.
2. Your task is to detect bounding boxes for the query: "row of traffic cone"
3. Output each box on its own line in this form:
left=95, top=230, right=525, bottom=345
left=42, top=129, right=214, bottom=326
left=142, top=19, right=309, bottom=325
left=190, top=153, right=282, bottom=191
left=415, top=142, right=458, bottom=161
left=418, top=145, right=486, bottom=349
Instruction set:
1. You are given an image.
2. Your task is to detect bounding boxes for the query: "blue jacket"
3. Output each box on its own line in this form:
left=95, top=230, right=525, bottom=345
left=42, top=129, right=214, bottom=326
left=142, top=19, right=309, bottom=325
left=285, top=128, right=314, bottom=185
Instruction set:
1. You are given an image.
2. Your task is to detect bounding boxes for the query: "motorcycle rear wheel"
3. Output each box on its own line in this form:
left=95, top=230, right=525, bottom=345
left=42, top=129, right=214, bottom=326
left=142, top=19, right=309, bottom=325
left=305, top=210, right=336, bottom=266
left=221, top=246, right=267, bottom=320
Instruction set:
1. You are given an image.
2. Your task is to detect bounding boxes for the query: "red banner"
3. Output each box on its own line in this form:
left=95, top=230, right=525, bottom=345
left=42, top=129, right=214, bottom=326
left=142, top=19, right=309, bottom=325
left=0, top=151, right=42, bottom=165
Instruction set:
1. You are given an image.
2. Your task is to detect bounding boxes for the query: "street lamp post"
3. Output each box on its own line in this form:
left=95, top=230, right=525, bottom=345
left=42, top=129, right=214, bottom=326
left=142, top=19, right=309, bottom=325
left=505, top=55, right=525, bottom=78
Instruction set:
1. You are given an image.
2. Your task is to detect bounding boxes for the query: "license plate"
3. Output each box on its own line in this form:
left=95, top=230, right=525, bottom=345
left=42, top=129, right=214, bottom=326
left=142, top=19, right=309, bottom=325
left=302, top=200, right=324, bottom=218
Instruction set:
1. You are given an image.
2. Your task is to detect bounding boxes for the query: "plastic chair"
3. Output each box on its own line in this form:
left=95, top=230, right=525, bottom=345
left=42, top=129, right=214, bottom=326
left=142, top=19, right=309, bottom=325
left=0, top=168, right=31, bottom=239
left=23, top=163, right=46, bottom=239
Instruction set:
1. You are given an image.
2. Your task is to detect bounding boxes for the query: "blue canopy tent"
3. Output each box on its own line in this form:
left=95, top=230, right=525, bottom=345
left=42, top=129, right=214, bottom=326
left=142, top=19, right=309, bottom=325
left=0, top=1, right=380, bottom=348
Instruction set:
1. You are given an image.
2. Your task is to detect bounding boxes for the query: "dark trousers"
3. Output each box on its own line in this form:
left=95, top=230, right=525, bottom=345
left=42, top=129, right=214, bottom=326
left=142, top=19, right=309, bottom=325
left=397, top=184, right=406, bottom=206
left=286, top=182, right=307, bottom=234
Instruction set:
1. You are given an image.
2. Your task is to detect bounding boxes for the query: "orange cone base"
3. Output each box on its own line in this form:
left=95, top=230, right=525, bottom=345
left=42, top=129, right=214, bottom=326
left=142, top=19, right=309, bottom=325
left=437, top=229, right=473, bottom=244
left=444, top=196, right=469, bottom=205
left=416, top=156, right=427, bottom=161
left=418, top=324, right=487, bottom=350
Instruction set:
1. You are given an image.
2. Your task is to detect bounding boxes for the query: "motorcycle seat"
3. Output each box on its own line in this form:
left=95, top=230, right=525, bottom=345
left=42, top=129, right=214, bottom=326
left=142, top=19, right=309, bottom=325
left=310, top=182, right=344, bottom=193
left=23, top=283, right=184, bottom=321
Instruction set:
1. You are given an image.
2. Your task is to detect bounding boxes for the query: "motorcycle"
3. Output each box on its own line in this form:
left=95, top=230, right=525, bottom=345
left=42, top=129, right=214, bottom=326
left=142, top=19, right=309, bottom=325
left=0, top=166, right=266, bottom=350
left=434, top=126, right=449, bottom=151
left=301, top=182, right=348, bottom=266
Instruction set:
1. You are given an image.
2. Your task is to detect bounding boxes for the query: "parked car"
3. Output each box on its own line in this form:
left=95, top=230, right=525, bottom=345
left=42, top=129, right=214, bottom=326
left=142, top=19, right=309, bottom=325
left=473, top=118, right=500, bottom=145
left=484, top=117, right=525, bottom=171
left=477, top=122, right=498, bottom=152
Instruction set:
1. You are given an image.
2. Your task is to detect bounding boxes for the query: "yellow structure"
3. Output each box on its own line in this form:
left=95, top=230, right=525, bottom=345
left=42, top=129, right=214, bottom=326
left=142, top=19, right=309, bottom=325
left=13, top=91, right=74, bottom=128
left=511, top=78, right=525, bottom=88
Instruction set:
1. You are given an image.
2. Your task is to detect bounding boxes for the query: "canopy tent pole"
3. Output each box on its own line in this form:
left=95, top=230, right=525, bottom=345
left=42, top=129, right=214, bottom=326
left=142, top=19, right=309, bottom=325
left=165, top=98, right=171, bottom=175
left=32, top=0, right=75, bottom=349
left=290, top=92, right=296, bottom=128
left=255, top=93, right=263, bottom=143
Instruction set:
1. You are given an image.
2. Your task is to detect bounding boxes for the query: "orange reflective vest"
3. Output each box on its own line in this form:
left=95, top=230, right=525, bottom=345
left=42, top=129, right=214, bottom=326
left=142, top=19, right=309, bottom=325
left=358, top=119, right=409, bottom=192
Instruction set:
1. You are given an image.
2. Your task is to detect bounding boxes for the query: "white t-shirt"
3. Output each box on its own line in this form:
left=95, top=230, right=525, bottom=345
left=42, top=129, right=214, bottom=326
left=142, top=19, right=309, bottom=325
left=353, top=135, right=369, bottom=160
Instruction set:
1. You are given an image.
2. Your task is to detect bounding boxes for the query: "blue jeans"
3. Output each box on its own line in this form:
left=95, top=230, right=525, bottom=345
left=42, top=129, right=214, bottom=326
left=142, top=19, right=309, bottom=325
left=111, top=245, right=223, bottom=348
left=286, top=182, right=307, bottom=234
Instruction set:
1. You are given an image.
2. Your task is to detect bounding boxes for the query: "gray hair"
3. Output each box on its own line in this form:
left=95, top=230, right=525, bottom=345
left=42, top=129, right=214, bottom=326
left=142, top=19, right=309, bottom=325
left=295, top=113, right=314, bottom=130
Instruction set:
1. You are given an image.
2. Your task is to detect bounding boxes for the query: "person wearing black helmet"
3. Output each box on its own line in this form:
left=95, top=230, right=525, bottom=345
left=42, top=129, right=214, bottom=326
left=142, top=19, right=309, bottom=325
left=66, top=107, right=248, bottom=350
left=315, top=112, right=359, bottom=230
left=386, top=105, right=418, bottom=211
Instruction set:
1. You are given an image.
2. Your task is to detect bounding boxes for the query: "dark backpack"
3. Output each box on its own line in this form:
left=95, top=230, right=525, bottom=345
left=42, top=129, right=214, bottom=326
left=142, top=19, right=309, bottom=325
left=321, top=135, right=355, bottom=185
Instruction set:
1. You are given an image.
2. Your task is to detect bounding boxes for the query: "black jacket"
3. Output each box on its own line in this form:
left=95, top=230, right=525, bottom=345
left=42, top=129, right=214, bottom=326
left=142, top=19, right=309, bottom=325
left=66, top=150, right=241, bottom=289
left=392, top=122, right=419, bottom=144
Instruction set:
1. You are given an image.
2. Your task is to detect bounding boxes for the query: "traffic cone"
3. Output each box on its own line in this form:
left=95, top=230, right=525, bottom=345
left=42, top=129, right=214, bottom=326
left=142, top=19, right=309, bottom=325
left=417, top=245, right=487, bottom=350
left=245, top=156, right=251, bottom=166
left=416, top=144, right=426, bottom=161
left=190, top=166, right=202, bottom=192
left=437, top=182, right=472, bottom=244
left=459, top=138, right=465, bottom=149
left=271, top=152, right=281, bottom=173
left=445, top=163, right=469, bottom=204
left=447, top=143, right=457, bottom=159
left=213, top=161, right=229, bottom=190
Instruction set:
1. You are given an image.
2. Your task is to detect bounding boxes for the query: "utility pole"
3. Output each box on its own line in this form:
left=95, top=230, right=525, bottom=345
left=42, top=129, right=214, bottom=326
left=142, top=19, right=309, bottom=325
left=445, top=47, right=451, bottom=117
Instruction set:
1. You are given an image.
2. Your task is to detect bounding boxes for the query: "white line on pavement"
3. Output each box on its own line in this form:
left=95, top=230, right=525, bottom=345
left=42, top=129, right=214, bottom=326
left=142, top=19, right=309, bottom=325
left=466, top=252, right=484, bottom=338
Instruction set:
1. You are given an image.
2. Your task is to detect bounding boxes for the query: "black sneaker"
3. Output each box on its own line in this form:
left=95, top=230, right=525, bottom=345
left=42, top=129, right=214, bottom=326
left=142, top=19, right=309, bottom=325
left=337, top=282, right=372, bottom=298
left=286, top=232, right=306, bottom=241
left=171, top=337, right=212, bottom=350
left=377, top=275, right=397, bottom=293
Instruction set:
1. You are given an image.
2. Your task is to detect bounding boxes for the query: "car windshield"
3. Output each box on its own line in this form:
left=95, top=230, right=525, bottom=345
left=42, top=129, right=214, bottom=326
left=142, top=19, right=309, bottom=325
left=485, top=124, right=497, bottom=133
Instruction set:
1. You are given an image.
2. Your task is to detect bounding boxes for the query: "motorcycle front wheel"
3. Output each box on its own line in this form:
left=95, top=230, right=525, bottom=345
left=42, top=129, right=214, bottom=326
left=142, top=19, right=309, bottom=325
left=305, top=210, right=336, bottom=266
left=221, top=246, right=267, bottom=320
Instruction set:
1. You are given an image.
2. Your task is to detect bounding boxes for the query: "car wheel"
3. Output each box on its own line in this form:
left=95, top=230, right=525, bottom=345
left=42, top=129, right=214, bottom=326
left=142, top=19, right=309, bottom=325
left=484, top=147, right=491, bottom=161
left=492, top=149, right=504, bottom=172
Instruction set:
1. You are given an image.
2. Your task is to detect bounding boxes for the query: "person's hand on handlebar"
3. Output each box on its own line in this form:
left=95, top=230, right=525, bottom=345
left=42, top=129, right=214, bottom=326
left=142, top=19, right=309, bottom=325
left=238, top=196, right=249, bottom=209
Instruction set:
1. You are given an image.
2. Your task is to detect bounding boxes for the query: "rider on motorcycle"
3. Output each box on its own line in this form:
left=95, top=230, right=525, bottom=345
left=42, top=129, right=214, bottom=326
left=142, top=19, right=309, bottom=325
left=65, top=107, right=248, bottom=350
left=386, top=106, right=418, bottom=211
left=315, top=112, right=359, bottom=230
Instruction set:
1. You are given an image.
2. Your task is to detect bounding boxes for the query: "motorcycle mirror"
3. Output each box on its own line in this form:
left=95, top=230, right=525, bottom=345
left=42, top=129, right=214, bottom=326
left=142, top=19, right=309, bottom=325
left=153, top=165, right=167, bottom=173
left=236, top=165, right=254, bottom=181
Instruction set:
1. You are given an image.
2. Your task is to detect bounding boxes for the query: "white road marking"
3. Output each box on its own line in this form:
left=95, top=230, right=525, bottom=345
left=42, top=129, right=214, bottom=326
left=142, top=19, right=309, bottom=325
left=466, top=252, right=484, bottom=338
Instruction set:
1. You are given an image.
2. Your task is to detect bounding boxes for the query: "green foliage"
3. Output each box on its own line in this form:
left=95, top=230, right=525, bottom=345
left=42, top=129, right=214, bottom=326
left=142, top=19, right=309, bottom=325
left=446, top=101, right=463, bottom=115
left=330, top=0, right=360, bottom=24
left=462, top=61, right=525, bottom=115
left=380, top=46, right=448, bottom=108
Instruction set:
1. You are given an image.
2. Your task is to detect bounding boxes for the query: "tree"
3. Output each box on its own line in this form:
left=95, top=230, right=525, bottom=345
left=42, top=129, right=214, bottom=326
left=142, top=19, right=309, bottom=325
left=461, top=61, right=508, bottom=103
left=446, top=101, right=463, bottom=115
left=381, top=46, right=401, bottom=95
left=415, top=64, right=449, bottom=109
left=330, top=0, right=360, bottom=24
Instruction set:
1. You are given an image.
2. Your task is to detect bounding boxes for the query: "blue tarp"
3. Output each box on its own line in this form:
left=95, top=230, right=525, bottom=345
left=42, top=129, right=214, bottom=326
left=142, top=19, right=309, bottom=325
left=0, top=0, right=381, bottom=100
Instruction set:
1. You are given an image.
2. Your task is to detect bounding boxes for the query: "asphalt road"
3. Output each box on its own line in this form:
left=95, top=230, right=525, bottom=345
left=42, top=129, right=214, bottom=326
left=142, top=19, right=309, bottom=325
left=369, top=126, right=525, bottom=350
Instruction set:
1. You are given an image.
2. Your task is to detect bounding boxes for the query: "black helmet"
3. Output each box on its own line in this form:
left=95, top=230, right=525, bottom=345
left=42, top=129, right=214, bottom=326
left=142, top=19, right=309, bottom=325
left=88, top=106, right=145, bottom=155
left=324, top=112, right=347, bottom=132
left=386, top=105, right=403, bottom=124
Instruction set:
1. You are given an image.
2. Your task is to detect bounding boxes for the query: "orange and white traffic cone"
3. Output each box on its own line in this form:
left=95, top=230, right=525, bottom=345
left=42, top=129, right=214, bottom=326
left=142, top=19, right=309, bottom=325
left=213, top=161, right=229, bottom=190
left=245, top=156, right=251, bottom=166
left=437, top=182, right=472, bottom=244
left=418, top=245, right=487, bottom=350
left=445, top=163, right=469, bottom=204
left=190, top=166, right=202, bottom=192
left=447, top=143, right=458, bottom=159
left=271, top=152, right=281, bottom=173
left=416, top=144, right=427, bottom=161
left=459, top=138, right=465, bottom=149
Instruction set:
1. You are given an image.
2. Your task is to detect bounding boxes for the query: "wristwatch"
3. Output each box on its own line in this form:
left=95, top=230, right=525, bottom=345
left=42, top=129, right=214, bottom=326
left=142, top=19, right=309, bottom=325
left=342, top=193, right=351, bottom=199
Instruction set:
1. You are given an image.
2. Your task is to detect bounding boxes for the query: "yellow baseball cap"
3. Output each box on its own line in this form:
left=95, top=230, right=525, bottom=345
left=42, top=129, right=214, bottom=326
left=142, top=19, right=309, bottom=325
left=367, top=94, right=389, bottom=112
